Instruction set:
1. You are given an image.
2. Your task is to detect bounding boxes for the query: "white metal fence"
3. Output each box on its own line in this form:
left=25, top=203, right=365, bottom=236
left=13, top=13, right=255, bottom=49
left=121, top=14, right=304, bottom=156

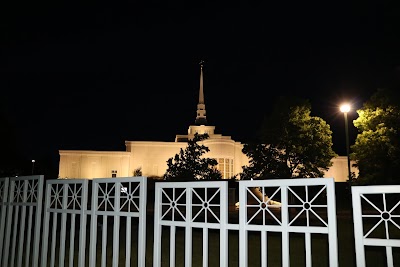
left=153, top=178, right=338, bottom=267
left=40, top=178, right=89, bottom=267
left=88, top=177, right=147, bottom=267
left=153, top=180, right=235, bottom=266
left=239, top=178, right=338, bottom=267
left=352, top=185, right=400, bottom=267
left=2, top=175, right=398, bottom=266
left=0, top=175, right=44, bottom=267
left=40, top=176, right=148, bottom=267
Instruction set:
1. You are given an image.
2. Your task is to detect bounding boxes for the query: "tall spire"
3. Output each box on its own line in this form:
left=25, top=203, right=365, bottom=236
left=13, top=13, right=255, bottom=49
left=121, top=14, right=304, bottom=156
left=195, top=60, right=207, bottom=125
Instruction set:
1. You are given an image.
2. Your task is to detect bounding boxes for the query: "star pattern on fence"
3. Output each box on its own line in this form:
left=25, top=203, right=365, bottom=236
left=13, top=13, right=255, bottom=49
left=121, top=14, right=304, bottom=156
left=191, top=188, right=220, bottom=223
left=66, top=183, right=82, bottom=210
left=97, top=183, right=116, bottom=211
left=161, top=188, right=186, bottom=221
left=12, top=180, right=24, bottom=203
left=0, top=181, right=4, bottom=202
left=247, top=186, right=281, bottom=225
left=288, top=185, right=328, bottom=227
left=50, top=183, right=63, bottom=209
left=26, top=179, right=38, bottom=203
left=361, top=193, right=400, bottom=239
left=119, top=182, right=140, bottom=212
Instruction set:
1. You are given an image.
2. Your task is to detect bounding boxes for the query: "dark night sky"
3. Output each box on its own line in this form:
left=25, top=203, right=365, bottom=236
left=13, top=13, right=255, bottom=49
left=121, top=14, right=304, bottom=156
left=1, top=2, right=399, bottom=177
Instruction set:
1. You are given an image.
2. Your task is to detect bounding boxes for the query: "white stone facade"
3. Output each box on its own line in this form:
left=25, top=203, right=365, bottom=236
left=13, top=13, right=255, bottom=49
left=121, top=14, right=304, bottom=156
left=58, top=126, right=357, bottom=182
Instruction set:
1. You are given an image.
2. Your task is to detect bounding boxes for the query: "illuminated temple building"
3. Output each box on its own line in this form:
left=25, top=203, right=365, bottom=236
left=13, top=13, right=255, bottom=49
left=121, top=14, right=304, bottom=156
left=58, top=64, right=357, bottom=182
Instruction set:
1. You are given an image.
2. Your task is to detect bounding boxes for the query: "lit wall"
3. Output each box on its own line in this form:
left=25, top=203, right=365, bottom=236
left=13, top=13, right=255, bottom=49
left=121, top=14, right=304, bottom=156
left=323, top=156, right=359, bottom=182
left=126, top=141, right=186, bottom=177
left=58, top=144, right=354, bottom=182
left=59, top=150, right=130, bottom=179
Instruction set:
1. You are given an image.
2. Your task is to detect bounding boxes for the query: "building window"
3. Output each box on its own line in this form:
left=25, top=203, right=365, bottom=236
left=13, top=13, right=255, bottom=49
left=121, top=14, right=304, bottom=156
left=111, top=170, right=117, bottom=178
left=216, top=158, right=233, bottom=179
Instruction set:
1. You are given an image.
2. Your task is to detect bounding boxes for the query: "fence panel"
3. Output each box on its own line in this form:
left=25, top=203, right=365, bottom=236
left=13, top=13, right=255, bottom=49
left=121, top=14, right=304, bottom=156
left=352, top=185, right=400, bottom=267
left=0, top=175, right=44, bottom=267
left=88, top=177, right=147, bottom=267
left=0, top=177, right=9, bottom=267
left=40, top=179, right=89, bottom=267
left=239, top=178, right=338, bottom=267
left=0, top=176, right=342, bottom=266
left=153, top=181, right=230, bottom=267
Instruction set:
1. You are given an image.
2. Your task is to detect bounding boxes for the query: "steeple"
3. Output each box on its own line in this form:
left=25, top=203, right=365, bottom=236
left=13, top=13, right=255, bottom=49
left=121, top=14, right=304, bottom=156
left=195, top=60, right=207, bottom=125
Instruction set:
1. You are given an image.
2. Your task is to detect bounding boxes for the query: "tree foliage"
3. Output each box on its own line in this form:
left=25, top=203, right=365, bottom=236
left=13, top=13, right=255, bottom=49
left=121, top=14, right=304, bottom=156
left=351, top=88, right=400, bottom=185
left=241, top=96, right=337, bottom=180
left=164, top=133, right=222, bottom=181
left=132, top=167, right=142, bottom=176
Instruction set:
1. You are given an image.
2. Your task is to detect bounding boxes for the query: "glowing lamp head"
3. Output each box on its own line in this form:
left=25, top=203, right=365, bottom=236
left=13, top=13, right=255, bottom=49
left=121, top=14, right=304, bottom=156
left=340, top=104, right=351, bottom=113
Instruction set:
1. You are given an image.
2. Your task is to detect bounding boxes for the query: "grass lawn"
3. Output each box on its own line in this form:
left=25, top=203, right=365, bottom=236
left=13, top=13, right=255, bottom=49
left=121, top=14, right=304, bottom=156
left=67, top=213, right=396, bottom=267
left=142, top=216, right=398, bottom=267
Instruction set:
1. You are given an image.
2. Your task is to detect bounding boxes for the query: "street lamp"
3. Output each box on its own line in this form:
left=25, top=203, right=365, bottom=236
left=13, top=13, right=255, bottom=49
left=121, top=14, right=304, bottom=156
left=31, top=160, right=35, bottom=175
left=340, top=104, right=352, bottom=184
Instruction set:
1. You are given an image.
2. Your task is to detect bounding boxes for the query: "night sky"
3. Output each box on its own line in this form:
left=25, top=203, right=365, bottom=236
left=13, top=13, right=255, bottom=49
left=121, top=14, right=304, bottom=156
left=1, top=3, right=399, bottom=178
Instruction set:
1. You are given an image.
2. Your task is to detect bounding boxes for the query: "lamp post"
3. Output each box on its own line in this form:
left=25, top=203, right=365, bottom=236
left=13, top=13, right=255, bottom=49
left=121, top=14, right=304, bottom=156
left=31, top=159, right=35, bottom=175
left=340, top=104, right=352, bottom=184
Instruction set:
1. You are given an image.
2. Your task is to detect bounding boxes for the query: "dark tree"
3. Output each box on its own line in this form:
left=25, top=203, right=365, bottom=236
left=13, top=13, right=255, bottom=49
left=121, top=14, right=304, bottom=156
left=241, top=96, right=337, bottom=180
left=351, top=88, right=400, bottom=185
left=164, top=133, right=222, bottom=181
